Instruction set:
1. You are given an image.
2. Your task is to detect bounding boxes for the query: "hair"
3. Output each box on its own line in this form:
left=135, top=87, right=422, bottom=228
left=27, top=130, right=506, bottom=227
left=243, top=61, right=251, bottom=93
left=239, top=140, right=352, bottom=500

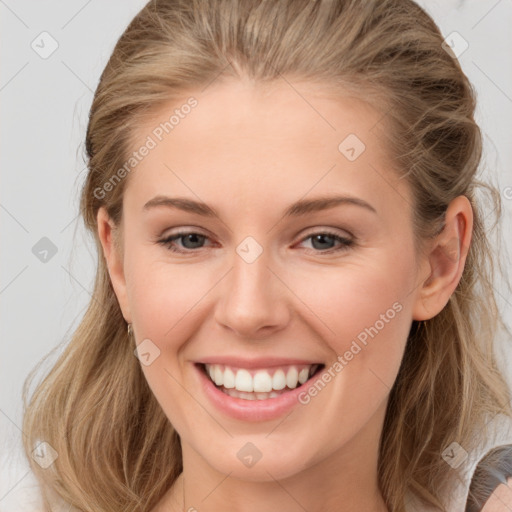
left=22, top=0, right=512, bottom=511
left=466, top=444, right=512, bottom=511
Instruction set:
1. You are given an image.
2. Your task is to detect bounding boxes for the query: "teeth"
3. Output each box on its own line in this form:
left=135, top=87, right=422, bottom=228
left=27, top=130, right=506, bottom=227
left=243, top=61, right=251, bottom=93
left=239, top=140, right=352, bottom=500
left=298, top=368, right=309, bottom=384
left=253, top=371, right=273, bottom=392
left=235, top=369, right=253, bottom=392
left=272, top=369, right=286, bottom=390
left=223, top=388, right=282, bottom=400
left=286, top=367, right=299, bottom=389
left=214, top=365, right=224, bottom=386
left=223, top=367, right=235, bottom=389
left=204, top=363, right=319, bottom=394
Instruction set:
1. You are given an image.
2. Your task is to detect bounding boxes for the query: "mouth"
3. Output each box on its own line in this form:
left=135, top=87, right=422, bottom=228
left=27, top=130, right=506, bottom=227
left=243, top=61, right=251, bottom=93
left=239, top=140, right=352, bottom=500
left=197, top=362, right=325, bottom=401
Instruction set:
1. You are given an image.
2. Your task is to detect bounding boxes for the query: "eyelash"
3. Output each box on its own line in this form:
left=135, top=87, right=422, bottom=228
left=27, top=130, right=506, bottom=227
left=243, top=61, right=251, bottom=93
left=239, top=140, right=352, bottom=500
left=157, top=228, right=355, bottom=255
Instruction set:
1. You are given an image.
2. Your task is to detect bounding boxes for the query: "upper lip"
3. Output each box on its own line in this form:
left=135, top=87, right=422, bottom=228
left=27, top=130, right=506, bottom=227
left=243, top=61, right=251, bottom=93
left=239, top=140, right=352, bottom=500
left=196, top=356, right=323, bottom=369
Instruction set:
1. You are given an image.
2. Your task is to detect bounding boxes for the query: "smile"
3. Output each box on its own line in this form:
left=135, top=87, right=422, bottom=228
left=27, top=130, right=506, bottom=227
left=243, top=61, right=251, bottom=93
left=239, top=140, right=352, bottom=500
left=200, top=363, right=324, bottom=401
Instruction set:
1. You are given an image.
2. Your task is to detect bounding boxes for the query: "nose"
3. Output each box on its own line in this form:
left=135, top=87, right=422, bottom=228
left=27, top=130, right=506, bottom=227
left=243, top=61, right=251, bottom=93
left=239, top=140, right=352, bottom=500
left=214, top=246, right=291, bottom=339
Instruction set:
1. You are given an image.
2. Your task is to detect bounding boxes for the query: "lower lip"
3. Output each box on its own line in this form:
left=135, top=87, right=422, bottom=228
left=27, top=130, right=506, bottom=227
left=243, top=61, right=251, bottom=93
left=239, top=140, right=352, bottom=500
left=195, top=364, right=321, bottom=422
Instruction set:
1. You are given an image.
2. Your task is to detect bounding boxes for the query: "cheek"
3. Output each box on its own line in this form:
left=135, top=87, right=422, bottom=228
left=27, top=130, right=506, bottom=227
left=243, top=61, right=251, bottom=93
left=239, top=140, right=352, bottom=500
left=291, top=252, right=414, bottom=345
left=126, top=240, right=416, bottom=367
left=283, top=260, right=414, bottom=467
left=124, top=251, right=217, bottom=433
left=288, top=252, right=415, bottom=400
left=126, top=249, right=214, bottom=340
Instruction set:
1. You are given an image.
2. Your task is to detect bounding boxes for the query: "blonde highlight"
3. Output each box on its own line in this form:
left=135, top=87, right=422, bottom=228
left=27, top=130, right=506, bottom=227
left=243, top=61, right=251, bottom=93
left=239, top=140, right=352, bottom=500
left=22, top=1, right=512, bottom=511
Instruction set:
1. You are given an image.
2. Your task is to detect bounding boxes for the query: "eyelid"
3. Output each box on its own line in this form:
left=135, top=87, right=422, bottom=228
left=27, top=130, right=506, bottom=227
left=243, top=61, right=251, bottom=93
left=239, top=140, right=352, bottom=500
left=158, top=225, right=210, bottom=238
left=294, top=228, right=355, bottom=254
left=158, top=226, right=354, bottom=244
left=298, top=226, right=354, bottom=240
left=157, top=226, right=355, bottom=256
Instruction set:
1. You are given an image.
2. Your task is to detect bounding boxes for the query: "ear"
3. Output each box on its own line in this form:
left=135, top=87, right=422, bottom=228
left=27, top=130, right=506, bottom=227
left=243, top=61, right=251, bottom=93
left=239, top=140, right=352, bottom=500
left=412, top=195, right=473, bottom=321
left=97, top=206, right=131, bottom=323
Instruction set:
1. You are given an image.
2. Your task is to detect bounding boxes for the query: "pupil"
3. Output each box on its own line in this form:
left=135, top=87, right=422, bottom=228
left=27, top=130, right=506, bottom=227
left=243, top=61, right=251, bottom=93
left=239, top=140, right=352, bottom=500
left=183, top=234, right=204, bottom=249
left=312, top=234, right=334, bottom=250
left=180, top=234, right=336, bottom=250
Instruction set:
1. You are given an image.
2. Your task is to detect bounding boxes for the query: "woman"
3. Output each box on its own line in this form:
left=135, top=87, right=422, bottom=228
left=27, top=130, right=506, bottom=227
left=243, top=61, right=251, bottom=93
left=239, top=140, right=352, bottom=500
left=21, top=0, right=512, bottom=511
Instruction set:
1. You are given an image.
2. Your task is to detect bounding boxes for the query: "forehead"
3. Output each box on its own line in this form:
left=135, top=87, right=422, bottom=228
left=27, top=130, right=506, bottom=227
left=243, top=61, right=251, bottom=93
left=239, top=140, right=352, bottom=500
left=135, top=78, right=386, bottom=150
left=124, top=78, right=411, bottom=219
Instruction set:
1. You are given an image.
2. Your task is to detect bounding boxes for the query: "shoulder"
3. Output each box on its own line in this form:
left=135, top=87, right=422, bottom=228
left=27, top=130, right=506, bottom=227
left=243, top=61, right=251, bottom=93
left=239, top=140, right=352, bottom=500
left=406, top=414, right=512, bottom=512
left=479, top=476, right=512, bottom=512
left=467, top=444, right=512, bottom=512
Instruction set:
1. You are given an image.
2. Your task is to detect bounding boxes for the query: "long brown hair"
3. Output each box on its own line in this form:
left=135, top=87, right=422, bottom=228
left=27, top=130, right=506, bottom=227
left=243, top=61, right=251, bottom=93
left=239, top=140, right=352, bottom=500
left=22, top=1, right=512, bottom=510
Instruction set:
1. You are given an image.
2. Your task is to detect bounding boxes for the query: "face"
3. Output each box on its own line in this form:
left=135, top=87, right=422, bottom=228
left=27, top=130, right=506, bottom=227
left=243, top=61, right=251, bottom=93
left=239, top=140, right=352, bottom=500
left=99, top=78, right=431, bottom=482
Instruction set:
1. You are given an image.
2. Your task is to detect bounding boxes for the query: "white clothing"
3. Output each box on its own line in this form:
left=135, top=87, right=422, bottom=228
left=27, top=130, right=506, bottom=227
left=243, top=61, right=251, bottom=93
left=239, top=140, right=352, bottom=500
left=406, top=413, right=512, bottom=511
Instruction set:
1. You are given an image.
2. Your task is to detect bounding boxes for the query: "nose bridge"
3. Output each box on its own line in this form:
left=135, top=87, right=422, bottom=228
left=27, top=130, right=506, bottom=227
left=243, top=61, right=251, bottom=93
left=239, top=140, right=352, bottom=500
left=215, top=237, right=288, bottom=336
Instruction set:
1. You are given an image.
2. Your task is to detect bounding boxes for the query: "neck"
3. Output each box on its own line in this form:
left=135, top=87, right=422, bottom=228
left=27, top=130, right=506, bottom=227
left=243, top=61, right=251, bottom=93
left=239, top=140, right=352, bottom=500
left=155, top=401, right=390, bottom=512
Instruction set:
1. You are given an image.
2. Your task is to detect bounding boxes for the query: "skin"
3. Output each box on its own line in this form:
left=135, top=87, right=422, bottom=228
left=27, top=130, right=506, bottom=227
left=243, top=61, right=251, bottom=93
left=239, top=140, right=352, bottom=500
left=97, top=78, right=473, bottom=512
left=482, top=479, right=512, bottom=511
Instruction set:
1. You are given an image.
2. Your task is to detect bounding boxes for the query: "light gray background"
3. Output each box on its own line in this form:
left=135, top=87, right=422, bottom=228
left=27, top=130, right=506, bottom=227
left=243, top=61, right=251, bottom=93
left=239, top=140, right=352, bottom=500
left=1, top=0, right=511, bottom=505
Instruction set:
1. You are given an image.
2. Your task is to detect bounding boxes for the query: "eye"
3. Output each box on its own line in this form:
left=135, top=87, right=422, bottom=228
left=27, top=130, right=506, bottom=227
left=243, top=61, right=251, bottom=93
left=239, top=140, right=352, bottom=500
left=157, top=230, right=213, bottom=253
left=157, top=228, right=355, bottom=255
left=297, top=230, right=354, bottom=254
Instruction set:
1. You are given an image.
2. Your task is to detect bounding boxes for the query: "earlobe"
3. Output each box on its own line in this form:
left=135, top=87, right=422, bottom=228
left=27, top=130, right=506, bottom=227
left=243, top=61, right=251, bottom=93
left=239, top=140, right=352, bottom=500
left=96, top=207, right=131, bottom=323
left=412, top=195, right=473, bottom=321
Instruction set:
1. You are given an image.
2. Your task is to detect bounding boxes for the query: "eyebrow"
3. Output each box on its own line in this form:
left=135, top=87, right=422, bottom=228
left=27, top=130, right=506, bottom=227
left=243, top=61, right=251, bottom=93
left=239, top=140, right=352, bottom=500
left=142, top=194, right=377, bottom=217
